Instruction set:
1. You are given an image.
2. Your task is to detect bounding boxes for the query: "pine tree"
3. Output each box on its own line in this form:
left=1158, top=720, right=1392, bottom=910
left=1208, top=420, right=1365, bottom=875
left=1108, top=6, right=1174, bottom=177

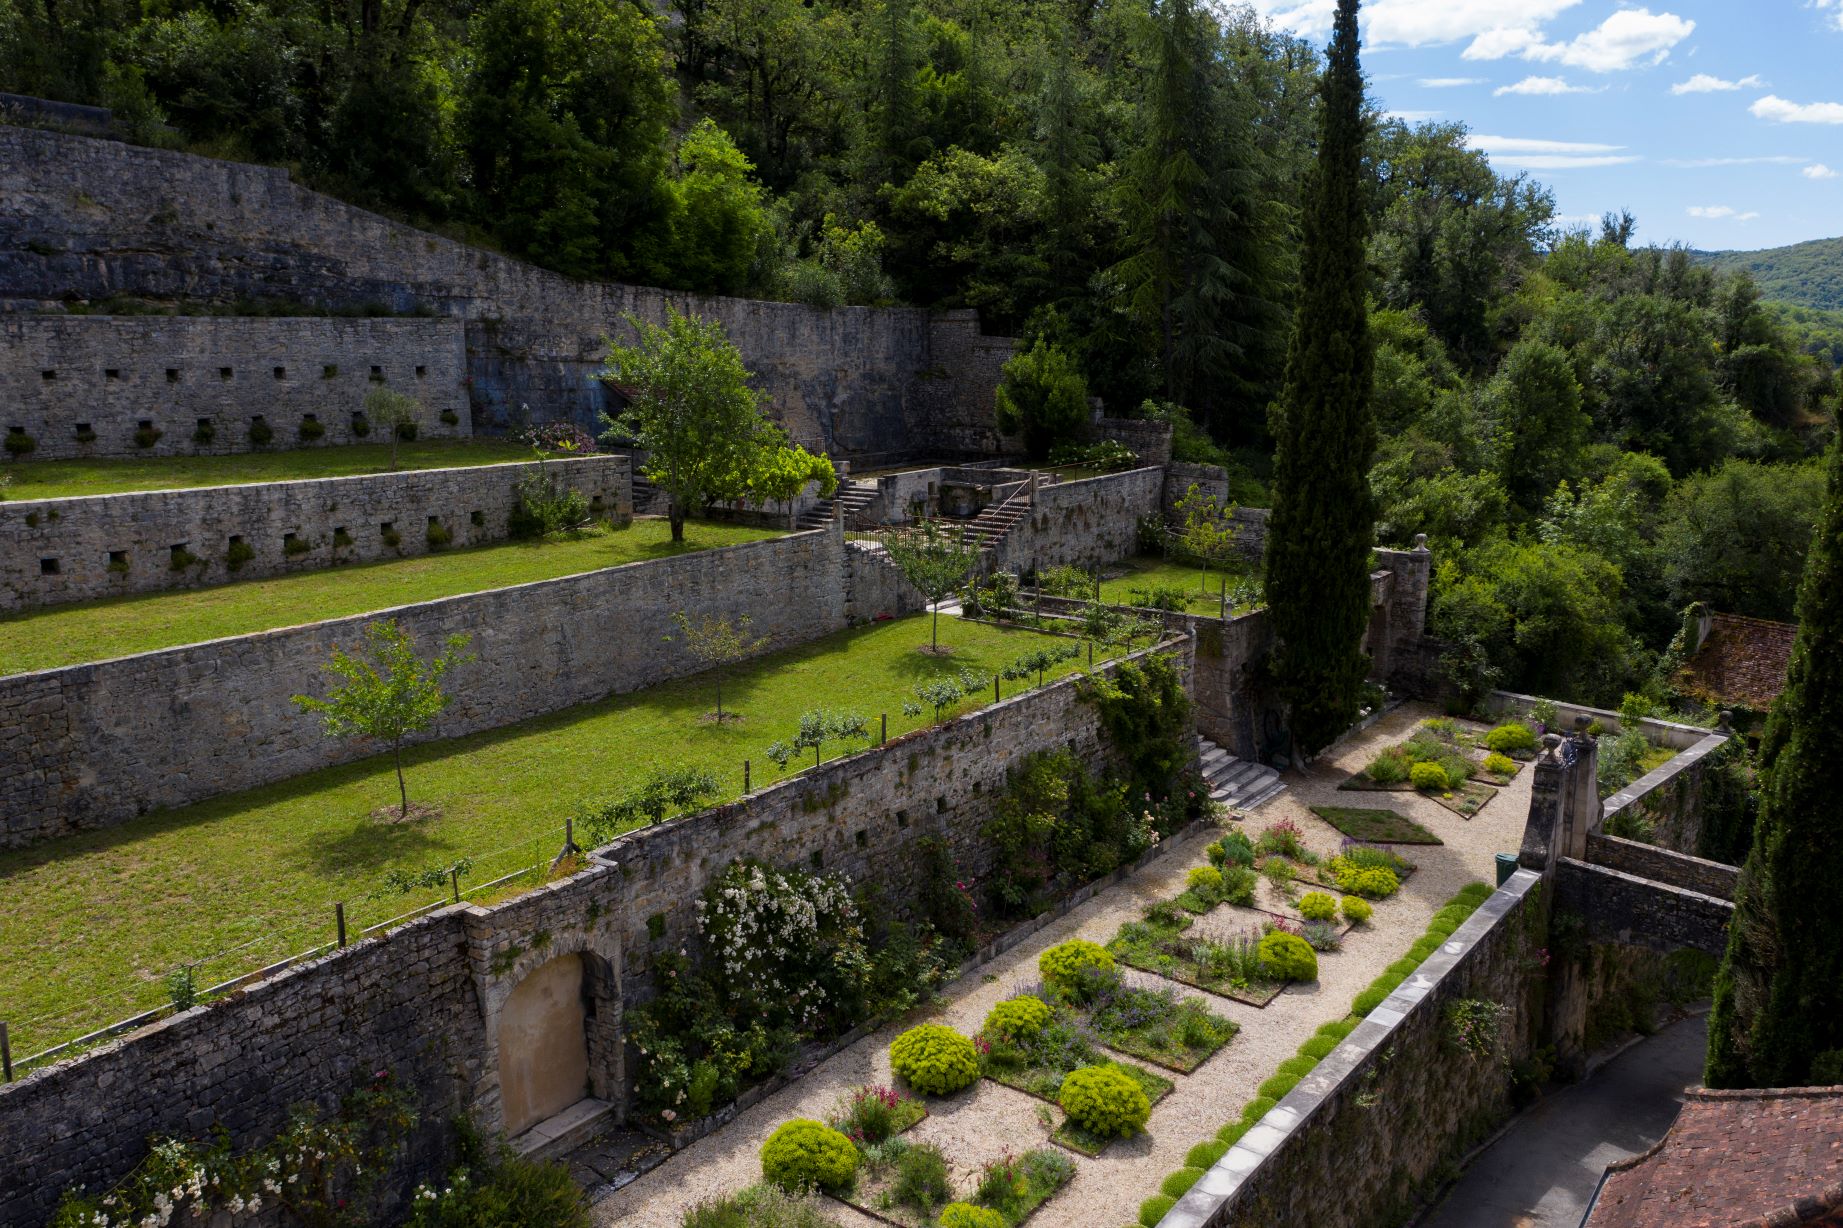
left=1706, top=423, right=1843, bottom=1088
left=1036, top=23, right=1096, bottom=302
left=1261, top=0, right=1376, bottom=757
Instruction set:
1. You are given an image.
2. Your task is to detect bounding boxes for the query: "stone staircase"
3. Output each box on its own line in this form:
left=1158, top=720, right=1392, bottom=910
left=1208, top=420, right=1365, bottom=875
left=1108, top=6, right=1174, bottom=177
left=1197, top=733, right=1287, bottom=812
left=796, top=479, right=879, bottom=531
left=953, top=487, right=1032, bottom=549
left=630, top=475, right=663, bottom=516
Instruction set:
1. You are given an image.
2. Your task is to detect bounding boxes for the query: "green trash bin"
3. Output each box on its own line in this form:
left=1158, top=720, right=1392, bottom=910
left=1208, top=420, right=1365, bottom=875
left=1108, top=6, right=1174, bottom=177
left=1496, top=852, right=1519, bottom=886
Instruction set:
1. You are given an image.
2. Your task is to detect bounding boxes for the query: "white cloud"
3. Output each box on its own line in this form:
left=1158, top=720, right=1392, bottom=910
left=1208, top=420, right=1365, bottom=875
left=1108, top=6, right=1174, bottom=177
left=1661, top=155, right=1807, bottom=167
left=1467, top=134, right=1638, bottom=169
left=1805, top=163, right=1840, bottom=179
left=1246, top=0, right=1584, bottom=46
left=1494, top=75, right=1600, bottom=96
left=1687, top=205, right=1760, bottom=220
left=1466, top=8, right=1695, bottom=72
left=1813, top=0, right=1843, bottom=31
left=1419, top=77, right=1487, bottom=87
left=1670, top=73, right=1764, bottom=94
left=1752, top=95, right=1843, bottom=124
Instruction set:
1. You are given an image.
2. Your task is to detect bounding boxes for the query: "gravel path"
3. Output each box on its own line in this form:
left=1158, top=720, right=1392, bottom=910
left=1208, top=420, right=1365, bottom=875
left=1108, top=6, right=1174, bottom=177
left=593, top=704, right=1533, bottom=1227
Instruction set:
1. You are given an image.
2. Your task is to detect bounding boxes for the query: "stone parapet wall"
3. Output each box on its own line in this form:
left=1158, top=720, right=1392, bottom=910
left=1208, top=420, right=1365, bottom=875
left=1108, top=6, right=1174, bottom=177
left=0, top=125, right=1015, bottom=459
left=843, top=539, right=925, bottom=623
left=0, top=315, right=469, bottom=459
left=1584, top=832, right=1739, bottom=901
left=0, top=907, right=483, bottom=1228
left=1596, top=730, right=1731, bottom=857
left=1096, top=417, right=1174, bottom=466
left=0, top=640, right=1187, bottom=1227
left=0, top=455, right=630, bottom=610
left=0, top=527, right=845, bottom=848
left=995, top=466, right=1164, bottom=573
left=1161, top=871, right=1546, bottom=1228
left=1555, top=858, right=1733, bottom=957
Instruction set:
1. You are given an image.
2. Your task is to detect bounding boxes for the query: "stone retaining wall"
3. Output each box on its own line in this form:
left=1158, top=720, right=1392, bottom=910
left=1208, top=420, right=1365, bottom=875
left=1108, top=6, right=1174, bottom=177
left=0, top=527, right=845, bottom=848
left=0, top=455, right=630, bottom=610
left=1584, top=832, right=1739, bottom=901
left=1097, top=417, right=1174, bottom=466
left=1161, top=871, right=1546, bottom=1228
left=0, top=315, right=470, bottom=459
left=1555, top=859, right=1733, bottom=958
left=0, top=125, right=1015, bottom=460
left=994, top=466, right=1165, bottom=573
left=0, top=641, right=1186, bottom=1227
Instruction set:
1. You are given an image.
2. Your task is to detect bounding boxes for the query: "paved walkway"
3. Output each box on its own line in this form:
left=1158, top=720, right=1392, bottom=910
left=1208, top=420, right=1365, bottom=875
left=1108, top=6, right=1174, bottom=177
left=588, top=704, right=1534, bottom=1228
left=1418, top=1013, right=1709, bottom=1228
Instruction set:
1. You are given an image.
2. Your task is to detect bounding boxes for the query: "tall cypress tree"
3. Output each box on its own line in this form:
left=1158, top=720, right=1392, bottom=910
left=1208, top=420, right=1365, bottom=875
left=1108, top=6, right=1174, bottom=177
left=1706, top=421, right=1843, bottom=1088
left=1261, top=0, right=1375, bottom=757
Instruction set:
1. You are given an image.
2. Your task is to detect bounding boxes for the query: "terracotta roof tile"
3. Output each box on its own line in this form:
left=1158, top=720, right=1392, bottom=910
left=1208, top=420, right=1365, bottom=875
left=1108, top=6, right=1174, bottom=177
left=1676, top=612, right=1799, bottom=710
left=1586, top=1086, right=1843, bottom=1228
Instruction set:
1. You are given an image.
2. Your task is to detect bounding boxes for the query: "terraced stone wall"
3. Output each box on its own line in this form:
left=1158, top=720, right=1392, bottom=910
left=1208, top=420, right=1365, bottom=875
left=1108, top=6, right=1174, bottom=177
left=994, top=466, right=1165, bottom=573
left=0, top=315, right=470, bottom=460
left=0, top=455, right=631, bottom=610
left=0, top=526, right=846, bottom=848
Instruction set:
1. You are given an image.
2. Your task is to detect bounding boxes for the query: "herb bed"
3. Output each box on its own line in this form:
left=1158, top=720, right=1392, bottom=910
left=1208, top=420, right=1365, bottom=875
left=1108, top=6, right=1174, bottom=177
left=1107, top=907, right=1288, bottom=1008
left=1308, top=805, right=1443, bottom=845
left=834, top=1143, right=1076, bottom=1227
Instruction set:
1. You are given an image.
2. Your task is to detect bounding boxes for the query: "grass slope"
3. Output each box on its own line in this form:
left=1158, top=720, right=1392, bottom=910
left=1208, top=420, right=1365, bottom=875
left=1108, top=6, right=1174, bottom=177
left=0, top=614, right=1105, bottom=1056
left=0, top=439, right=545, bottom=502
left=0, top=520, right=780, bottom=675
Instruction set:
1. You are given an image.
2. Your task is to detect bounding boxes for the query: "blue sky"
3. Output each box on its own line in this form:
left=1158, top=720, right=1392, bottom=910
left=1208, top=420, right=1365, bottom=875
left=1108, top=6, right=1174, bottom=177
left=1244, top=0, right=1843, bottom=251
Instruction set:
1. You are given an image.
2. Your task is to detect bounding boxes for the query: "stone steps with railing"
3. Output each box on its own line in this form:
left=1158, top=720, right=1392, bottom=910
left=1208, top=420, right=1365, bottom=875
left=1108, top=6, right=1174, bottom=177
left=1198, top=733, right=1287, bottom=811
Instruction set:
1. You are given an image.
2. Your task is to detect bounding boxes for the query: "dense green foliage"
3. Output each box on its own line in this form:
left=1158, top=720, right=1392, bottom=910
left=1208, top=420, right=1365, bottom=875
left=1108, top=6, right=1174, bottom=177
left=1057, top=1064, right=1150, bottom=1137
left=1707, top=430, right=1843, bottom=1088
left=889, top=1024, right=981, bottom=1096
left=1695, top=237, right=1843, bottom=312
left=759, top=1120, right=859, bottom=1193
left=1262, top=0, right=1374, bottom=756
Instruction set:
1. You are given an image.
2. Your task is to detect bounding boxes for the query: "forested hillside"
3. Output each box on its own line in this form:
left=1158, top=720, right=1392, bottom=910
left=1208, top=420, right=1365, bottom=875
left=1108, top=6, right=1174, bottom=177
left=1696, top=237, right=1843, bottom=311
left=3, top=0, right=1838, bottom=711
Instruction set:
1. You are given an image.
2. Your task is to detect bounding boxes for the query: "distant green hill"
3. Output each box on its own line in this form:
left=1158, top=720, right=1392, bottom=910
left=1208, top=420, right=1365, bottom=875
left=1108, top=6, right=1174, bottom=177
left=1693, top=236, right=1843, bottom=311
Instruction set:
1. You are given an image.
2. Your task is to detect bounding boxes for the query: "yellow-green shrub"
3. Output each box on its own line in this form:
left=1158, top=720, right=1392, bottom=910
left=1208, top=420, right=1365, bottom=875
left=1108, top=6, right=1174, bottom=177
left=1483, top=751, right=1516, bottom=774
left=1187, top=865, right=1224, bottom=893
left=759, top=1119, right=858, bottom=1192
left=1039, top=939, right=1116, bottom=996
left=1485, top=722, right=1538, bottom=754
left=939, top=1204, right=1005, bottom=1228
left=1298, top=891, right=1337, bottom=921
left=1257, top=931, right=1318, bottom=981
left=889, top=1025, right=979, bottom=1096
left=1341, top=895, right=1373, bottom=924
left=1409, top=761, right=1448, bottom=791
left=1058, top=1065, right=1150, bottom=1137
left=983, top=995, right=1051, bottom=1043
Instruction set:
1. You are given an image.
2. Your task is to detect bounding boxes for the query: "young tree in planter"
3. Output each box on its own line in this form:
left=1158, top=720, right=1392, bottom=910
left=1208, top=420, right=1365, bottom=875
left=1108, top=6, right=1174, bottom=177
left=745, top=443, right=839, bottom=528
left=884, top=519, right=983, bottom=653
left=1707, top=426, right=1843, bottom=1088
left=1171, top=482, right=1239, bottom=595
left=1261, top=0, right=1378, bottom=758
left=364, top=386, right=422, bottom=471
left=669, top=609, right=767, bottom=722
left=292, top=619, right=474, bottom=819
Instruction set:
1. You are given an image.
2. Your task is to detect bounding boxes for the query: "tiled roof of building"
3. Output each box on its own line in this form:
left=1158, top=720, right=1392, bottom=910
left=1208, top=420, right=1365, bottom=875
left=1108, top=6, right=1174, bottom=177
left=1586, top=1085, right=1843, bottom=1228
left=1676, top=612, right=1799, bottom=710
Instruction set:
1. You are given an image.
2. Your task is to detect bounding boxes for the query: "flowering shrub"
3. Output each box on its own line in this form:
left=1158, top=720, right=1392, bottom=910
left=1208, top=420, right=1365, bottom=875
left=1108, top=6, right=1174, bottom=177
left=1257, top=931, right=1318, bottom=981
left=827, top=1084, right=923, bottom=1144
left=696, top=860, right=861, bottom=1035
left=759, top=1120, right=858, bottom=1193
left=1447, top=998, right=1511, bottom=1063
left=1340, top=895, right=1373, bottom=925
left=404, top=1123, right=587, bottom=1228
left=939, top=1203, right=1008, bottom=1228
left=518, top=420, right=599, bottom=454
left=890, top=1024, right=981, bottom=1095
left=1039, top=940, right=1117, bottom=1000
left=1297, top=891, right=1338, bottom=922
left=1483, top=751, right=1517, bottom=775
left=1208, top=829, right=1256, bottom=867
left=1187, top=865, right=1223, bottom=894
left=984, top=995, right=1052, bottom=1043
left=1329, top=855, right=1402, bottom=899
left=1254, top=817, right=1312, bottom=861
left=1058, top=1065, right=1151, bottom=1137
left=49, top=1071, right=414, bottom=1228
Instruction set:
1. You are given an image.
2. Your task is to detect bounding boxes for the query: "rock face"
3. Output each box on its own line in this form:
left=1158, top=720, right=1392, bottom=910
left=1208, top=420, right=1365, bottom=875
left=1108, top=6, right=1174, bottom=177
left=0, top=125, right=1016, bottom=461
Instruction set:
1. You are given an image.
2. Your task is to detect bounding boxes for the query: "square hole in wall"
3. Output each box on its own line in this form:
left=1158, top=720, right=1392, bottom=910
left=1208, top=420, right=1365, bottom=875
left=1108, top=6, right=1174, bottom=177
left=936, top=796, right=947, bottom=814
left=469, top=509, right=484, bottom=527
left=196, top=417, right=212, bottom=432
left=73, top=422, right=91, bottom=439
left=108, top=550, right=127, bottom=569
left=166, top=368, right=179, bottom=383
left=855, top=829, right=868, bottom=849
left=40, top=370, right=55, bottom=381
left=137, top=418, right=153, bottom=431
left=369, top=365, right=384, bottom=382
left=273, top=366, right=286, bottom=380
left=104, top=368, right=120, bottom=381
left=169, top=543, right=190, bottom=567
left=218, top=366, right=233, bottom=380
left=39, top=558, right=59, bottom=575
left=415, top=365, right=427, bottom=378
left=809, top=850, right=824, bottom=870
left=323, top=364, right=338, bottom=379
left=896, top=809, right=908, bottom=828
left=589, top=494, right=605, bottom=512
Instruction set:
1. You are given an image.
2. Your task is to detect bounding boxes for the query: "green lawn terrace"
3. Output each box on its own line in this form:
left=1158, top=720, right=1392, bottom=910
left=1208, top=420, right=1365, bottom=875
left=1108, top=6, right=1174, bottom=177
left=0, top=438, right=546, bottom=501
left=0, top=518, right=784, bottom=676
left=1092, top=555, right=1261, bottom=618
left=0, top=613, right=1118, bottom=1061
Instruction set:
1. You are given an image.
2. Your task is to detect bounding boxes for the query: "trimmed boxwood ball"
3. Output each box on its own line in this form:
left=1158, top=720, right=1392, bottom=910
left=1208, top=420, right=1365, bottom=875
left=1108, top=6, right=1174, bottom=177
left=1298, top=891, right=1338, bottom=921
left=984, top=994, right=1052, bottom=1043
left=1257, top=931, right=1318, bottom=981
left=939, top=1204, right=1006, bottom=1228
left=1278, top=1055, right=1318, bottom=1079
left=889, top=1024, right=980, bottom=1096
left=1039, top=939, right=1115, bottom=993
left=1059, top=1065, right=1151, bottom=1137
left=1187, top=865, right=1224, bottom=893
left=1410, top=760, right=1449, bottom=791
left=1256, top=1072, right=1300, bottom=1101
left=1485, top=722, right=1538, bottom=755
left=1139, top=1195, right=1177, bottom=1227
left=1186, top=1140, right=1229, bottom=1168
left=760, top=1119, right=858, bottom=1192
left=1218, top=1119, right=1252, bottom=1145
left=1355, top=867, right=1400, bottom=898
left=1353, top=986, right=1389, bottom=1017
left=1432, top=905, right=1472, bottom=929
left=1162, top=1168, right=1205, bottom=1198
left=1240, top=1096, right=1276, bottom=1122
left=1341, top=895, right=1373, bottom=925
left=1299, top=1034, right=1339, bottom=1060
